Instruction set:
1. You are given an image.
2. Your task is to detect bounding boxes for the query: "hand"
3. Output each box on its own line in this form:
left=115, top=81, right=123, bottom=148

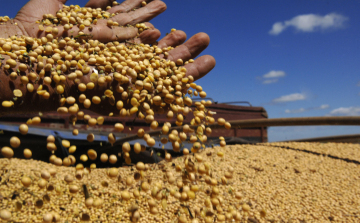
left=157, top=31, right=216, bottom=81
left=13, top=0, right=213, bottom=81
left=0, top=0, right=215, bottom=117
left=11, top=0, right=166, bottom=43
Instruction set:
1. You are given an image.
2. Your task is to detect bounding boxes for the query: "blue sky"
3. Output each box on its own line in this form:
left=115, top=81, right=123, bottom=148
left=2, top=0, right=360, bottom=141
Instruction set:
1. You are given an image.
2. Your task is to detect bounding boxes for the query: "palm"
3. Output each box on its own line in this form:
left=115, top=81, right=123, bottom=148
left=15, top=0, right=65, bottom=37
left=14, top=0, right=165, bottom=43
left=13, top=0, right=215, bottom=81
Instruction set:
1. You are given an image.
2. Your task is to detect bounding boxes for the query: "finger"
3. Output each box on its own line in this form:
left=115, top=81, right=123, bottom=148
left=157, top=30, right=187, bottom=48
left=111, top=1, right=167, bottom=26
left=15, top=0, right=66, bottom=23
left=136, top=28, right=161, bottom=44
left=84, top=0, right=163, bottom=12
left=144, top=22, right=155, bottom=29
left=53, top=21, right=138, bottom=43
left=165, top=32, right=210, bottom=62
left=107, top=0, right=146, bottom=13
left=184, top=55, right=216, bottom=81
left=85, top=0, right=145, bottom=12
left=107, top=0, right=165, bottom=14
left=134, top=22, right=161, bottom=44
left=90, top=20, right=139, bottom=42
left=85, top=0, right=113, bottom=10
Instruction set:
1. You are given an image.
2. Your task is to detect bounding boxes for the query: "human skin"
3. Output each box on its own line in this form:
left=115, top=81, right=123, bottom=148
left=0, top=0, right=216, bottom=116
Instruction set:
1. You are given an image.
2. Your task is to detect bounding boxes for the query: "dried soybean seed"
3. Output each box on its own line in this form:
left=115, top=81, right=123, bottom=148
left=87, top=149, right=97, bottom=160
left=1, top=147, right=14, bottom=158
left=122, top=142, right=131, bottom=153
left=23, top=148, right=32, bottom=158
left=10, top=136, right=21, bottom=148
left=80, top=154, right=88, bottom=162
left=0, top=210, right=11, bottom=220
left=108, top=167, right=118, bottom=177
left=224, top=122, right=231, bottom=129
left=134, top=143, right=141, bottom=154
left=109, top=154, right=117, bottom=164
left=87, top=133, right=95, bottom=142
left=92, top=96, right=101, bottom=104
left=62, top=139, right=70, bottom=148
left=21, top=176, right=32, bottom=187
left=19, top=124, right=28, bottom=135
left=69, top=145, right=76, bottom=153
left=100, top=153, right=108, bottom=163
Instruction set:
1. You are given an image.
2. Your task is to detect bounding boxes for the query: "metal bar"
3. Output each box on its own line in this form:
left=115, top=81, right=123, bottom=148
left=113, top=116, right=360, bottom=146
left=216, top=116, right=360, bottom=129
left=282, top=134, right=360, bottom=143
left=218, top=101, right=252, bottom=106
left=192, top=97, right=215, bottom=103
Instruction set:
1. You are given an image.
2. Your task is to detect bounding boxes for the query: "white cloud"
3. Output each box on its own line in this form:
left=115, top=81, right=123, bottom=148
left=263, top=70, right=286, bottom=78
left=272, top=93, right=306, bottom=103
left=260, top=70, right=286, bottom=84
left=285, top=108, right=306, bottom=114
left=262, top=79, right=278, bottom=84
left=328, top=107, right=360, bottom=116
left=269, top=22, right=287, bottom=36
left=284, top=104, right=329, bottom=114
left=318, top=104, right=329, bottom=109
left=269, top=13, right=348, bottom=35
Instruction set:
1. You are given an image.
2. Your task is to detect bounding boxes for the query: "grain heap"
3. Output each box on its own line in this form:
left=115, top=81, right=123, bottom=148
left=1, top=143, right=360, bottom=222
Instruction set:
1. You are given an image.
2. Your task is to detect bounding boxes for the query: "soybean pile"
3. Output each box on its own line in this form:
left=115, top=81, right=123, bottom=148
left=1, top=142, right=360, bottom=222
